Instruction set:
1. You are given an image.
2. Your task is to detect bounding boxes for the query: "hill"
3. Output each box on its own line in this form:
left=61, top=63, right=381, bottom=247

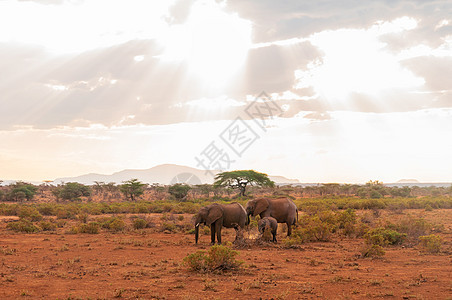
left=53, top=164, right=300, bottom=185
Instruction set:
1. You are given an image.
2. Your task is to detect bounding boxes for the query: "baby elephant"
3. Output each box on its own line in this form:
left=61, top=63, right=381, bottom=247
left=258, top=217, right=278, bottom=243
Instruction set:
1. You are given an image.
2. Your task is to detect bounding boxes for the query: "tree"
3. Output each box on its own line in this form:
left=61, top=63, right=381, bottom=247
left=52, top=182, right=91, bottom=201
left=168, top=183, right=191, bottom=201
left=120, top=179, right=145, bottom=201
left=10, top=182, right=38, bottom=201
left=213, top=170, right=275, bottom=197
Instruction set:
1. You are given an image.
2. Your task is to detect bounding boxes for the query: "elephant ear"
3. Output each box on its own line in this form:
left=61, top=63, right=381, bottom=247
left=206, top=205, right=223, bottom=225
left=254, top=199, right=269, bottom=216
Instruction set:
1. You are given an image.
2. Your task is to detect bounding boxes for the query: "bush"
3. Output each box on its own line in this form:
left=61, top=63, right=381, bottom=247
left=336, top=208, right=357, bottom=236
left=364, top=228, right=406, bottom=246
left=168, top=184, right=191, bottom=201
left=361, top=244, right=385, bottom=258
left=9, top=182, right=38, bottom=201
left=285, top=215, right=334, bottom=245
left=6, top=219, right=40, bottom=233
left=132, top=218, right=148, bottom=229
left=53, top=182, right=91, bottom=201
left=395, top=217, right=432, bottom=239
left=78, top=222, right=100, bottom=234
left=39, top=220, right=57, bottom=231
left=109, top=218, right=126, bottom=232
left=418, top=234, right=442, bottom=253
left=36, top=204, right=57, bottom=216
left=184, top=245, right=242, bottom=273
left=97, top=216, right=126, bottom=231
left=160, top=222, right=178, bottom=233
left=55, top=206, right=79, bottom=219
left=18, top=206, right=43, bottom=222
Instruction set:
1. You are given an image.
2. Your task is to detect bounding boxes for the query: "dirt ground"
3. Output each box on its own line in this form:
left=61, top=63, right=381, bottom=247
left=0, top=210, right=451, bottom=299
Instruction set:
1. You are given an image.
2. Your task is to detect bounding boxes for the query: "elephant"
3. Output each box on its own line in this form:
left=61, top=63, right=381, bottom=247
left=194, top=202, right=248, bottom=244
left=258, top=216, right=278, bottom=242
left=246, top=197, right=298, bottom=236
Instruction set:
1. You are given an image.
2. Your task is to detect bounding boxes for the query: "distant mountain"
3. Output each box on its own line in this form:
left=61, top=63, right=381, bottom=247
left=53, top=164, right=300, bottom=185
left=396, top=179, right=420, bottom=183
left=268, top=176, right=300, bottom=185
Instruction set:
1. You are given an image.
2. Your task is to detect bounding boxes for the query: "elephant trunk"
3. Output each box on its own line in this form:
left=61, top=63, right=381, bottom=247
left=195, top=223, right=200, bottom=244
left=246, top=214, right=250, bottom=226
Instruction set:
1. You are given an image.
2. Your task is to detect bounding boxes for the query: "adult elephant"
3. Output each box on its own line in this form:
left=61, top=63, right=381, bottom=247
left=194, top=202, right=248, bottom=244
left=246, top=197, right=298, bottom=236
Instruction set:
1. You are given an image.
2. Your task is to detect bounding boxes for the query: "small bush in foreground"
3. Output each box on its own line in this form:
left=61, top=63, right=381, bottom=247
left=184, top=245, right=242, bottom=273
left=6, top=219, right=40, bottom=233
left=395, top=217, right=432, bottom=239
left=364, top=228, right=406, bottom=246
left=418, top=234, right=442, bottom=253
left=361, top=244, right=385, bottom=258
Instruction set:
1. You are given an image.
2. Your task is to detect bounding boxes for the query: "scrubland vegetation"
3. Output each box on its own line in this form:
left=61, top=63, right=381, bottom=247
left=0, top=179, right=451, bottom=298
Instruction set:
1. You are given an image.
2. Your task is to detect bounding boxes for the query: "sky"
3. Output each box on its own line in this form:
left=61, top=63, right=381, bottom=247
left=0, top=0, right=451, bottom=183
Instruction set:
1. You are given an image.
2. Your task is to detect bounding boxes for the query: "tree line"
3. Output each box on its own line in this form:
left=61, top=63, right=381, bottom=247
left=1, top=171, right=451, bottom=203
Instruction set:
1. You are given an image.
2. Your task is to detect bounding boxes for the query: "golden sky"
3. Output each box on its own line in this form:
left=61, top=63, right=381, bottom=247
left=0, top=0, right=451, bottom=183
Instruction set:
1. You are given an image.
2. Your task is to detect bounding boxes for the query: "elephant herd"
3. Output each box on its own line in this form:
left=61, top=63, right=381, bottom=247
left=194, top=197, right=298, bottom=244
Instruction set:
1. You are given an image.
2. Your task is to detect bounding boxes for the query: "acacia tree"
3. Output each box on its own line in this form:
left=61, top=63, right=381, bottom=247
left=168, top=183, right=191, bottom=201
left=10, top=182, right=38, bottom=201
left=52, top=182, right=91, bottom=202
left=120, top=179, right=145, bottom=201
left=213, top=170, right=275, bottom=197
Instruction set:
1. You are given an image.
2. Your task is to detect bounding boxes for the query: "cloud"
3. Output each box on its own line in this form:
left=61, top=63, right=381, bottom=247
left=1, top=0, right=451, bottom=133
left=401, top=56, right=452, bottom=91
left=166, top=0, right=196, bottom=25
left=303, top=112, right=332, bottom=121
left=243, top=41, right=322, bottom=95
left=226, top=0, right=452, bottom=45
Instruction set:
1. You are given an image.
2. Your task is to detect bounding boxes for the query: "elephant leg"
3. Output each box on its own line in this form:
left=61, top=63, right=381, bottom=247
left=215, top=222, right=222, bottom=244
left=210, top=223, right=216, bottom=244
left=287, top=222, right=292, bottom=236
left=273, top=231, right=277, bottom=243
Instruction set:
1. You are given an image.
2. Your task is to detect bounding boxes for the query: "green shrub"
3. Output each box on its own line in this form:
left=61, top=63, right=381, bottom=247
left=55, top=207, right=78, bottom=220
left=18, top=207, right=43, bottom=222
left=9, top=182, right=38, bottom=201
left=364, top=228, right=406, bottom=246
left=395, top=217, right=432, bottom=239
left=97, top=216, right=125, bottom=231
left=53, top=182, right=91, bottom=201
left=424, top=204, right=433, bottom=211
left=78, top=213, right=88, bottom=223
left=184, top=245, right=242, bottom=273
left=6, top=219, right=40, bottom=233
left=168, top=184, right=191, bottom=200
left=109, top=218, right=126, bottom=232
left=39, top=220, right=57, bottom=231
left=78, top=222, right=100, bottom=234
left=161, top=222, right=178, bottom=233
left=285, top=215, right=334, bottom=245
left=36, top=204, right=57, bottom=216
left=132, top=218, right=148, bottom=229
left=361, top=244, right=385, bottom=258
left=336, top=208, right=357, bottom=236
left=418, top=234, right=442, bottom=253
left=248, top=217, right=258, bottom=229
